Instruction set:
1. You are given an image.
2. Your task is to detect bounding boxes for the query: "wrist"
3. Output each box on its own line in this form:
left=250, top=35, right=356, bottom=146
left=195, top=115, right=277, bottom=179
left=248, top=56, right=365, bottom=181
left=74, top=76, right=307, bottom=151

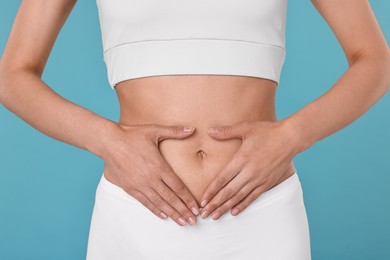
left=277, top=116, right=313, bottom=155
left=86, top=119, right=123, bottom=160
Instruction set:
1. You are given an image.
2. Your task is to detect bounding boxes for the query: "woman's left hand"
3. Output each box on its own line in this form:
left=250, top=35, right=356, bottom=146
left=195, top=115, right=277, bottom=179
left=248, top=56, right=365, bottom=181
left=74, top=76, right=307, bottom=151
left=199, top=119, right=301, bottom=220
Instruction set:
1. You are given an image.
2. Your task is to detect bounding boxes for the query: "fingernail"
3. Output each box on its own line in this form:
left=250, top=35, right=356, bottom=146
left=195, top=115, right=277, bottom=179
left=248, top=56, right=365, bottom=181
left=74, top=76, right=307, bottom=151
left=211, top=211, right=220, bottom=220
left=191, top=207, right=199, bottom=215
left=201, top=199, right=208, bottom=207
left=183, top=126, right=194, bottom=132
left=208, top=127, right=218, bottom=134
left=201, top=210, right=209, bottom=219
left=160, top=212, right=168, bottom=219
left=231, top=208, right=239, bottom=216
left=188, top=217, right=196, bottom=226
left=178, top=217, right=187, bottom=225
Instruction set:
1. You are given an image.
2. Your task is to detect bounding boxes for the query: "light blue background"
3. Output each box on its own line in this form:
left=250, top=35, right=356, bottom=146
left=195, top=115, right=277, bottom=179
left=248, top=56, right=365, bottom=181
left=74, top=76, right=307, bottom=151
left=0, top=1, right=389, bottom=259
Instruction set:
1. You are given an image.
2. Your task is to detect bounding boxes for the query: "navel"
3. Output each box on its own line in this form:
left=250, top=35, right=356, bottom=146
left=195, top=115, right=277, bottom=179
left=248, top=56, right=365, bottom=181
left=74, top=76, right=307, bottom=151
left=197, top=149, right=207, bottom=160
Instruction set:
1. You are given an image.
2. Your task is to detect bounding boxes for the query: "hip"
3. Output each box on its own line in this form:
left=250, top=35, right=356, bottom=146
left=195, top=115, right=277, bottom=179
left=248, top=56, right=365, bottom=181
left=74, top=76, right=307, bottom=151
left=86, top=169, right=311, bottom=260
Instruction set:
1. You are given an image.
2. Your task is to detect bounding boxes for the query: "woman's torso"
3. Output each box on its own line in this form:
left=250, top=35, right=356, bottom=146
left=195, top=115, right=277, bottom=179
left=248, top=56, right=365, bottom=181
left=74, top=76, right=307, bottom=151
left=103, top=75, right=296, bottom=206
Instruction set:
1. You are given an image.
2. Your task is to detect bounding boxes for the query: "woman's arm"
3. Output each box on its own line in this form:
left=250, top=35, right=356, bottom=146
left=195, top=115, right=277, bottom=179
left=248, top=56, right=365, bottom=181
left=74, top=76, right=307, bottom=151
left=283, top=0, right=390, bottom=154
left=0, top=0, right=118, bottom=159
left=0, top=0, right=201, bottom=225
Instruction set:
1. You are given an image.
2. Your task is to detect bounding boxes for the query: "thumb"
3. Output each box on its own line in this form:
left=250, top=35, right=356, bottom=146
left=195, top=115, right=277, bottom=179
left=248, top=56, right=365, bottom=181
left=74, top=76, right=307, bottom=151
left=207, top=123, right=246, bottom=140
left=154, top=125, right=195, bottom=142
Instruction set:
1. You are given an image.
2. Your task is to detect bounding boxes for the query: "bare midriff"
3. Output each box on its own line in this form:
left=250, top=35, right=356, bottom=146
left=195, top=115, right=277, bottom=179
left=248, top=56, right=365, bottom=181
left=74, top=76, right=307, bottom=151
left=104, top=75, right=296, bottom=206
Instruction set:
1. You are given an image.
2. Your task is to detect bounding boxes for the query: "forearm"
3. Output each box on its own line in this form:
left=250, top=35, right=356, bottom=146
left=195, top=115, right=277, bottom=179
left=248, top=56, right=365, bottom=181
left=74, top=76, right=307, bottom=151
left=0, top=68, right=119, bottom=160
left=281, top=55, right=390, bottom=154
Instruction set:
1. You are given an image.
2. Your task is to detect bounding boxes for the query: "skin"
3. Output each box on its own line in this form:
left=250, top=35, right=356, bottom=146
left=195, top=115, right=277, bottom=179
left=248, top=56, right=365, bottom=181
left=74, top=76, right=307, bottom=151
left=198, top=0, right=390, bottom=219
left=0, top=0, right=389, bottom=230
left=113, top=75, right=298, bottom=225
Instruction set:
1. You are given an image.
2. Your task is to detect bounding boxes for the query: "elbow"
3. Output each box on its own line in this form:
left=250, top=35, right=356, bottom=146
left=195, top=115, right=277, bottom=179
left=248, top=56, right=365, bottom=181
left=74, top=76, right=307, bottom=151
left=0, top=61, right=14, bottom=105
left=0, top=62, right=25, bottom=105
left=0, top=62, right=45, bottom=106
left=385, top=52, right=390, bottom=91
left=0, top=61, right=5, bottom=105
left=379, top=51, right=390, bottom=91
left=352, top=50, right=390, bottom=91
left=377, top=54, right=390, bottom=92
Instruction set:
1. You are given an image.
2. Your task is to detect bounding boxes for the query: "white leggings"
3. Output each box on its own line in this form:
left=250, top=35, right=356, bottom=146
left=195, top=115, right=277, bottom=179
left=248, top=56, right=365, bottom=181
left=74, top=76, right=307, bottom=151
left=86, top=170, right=311, bottom=260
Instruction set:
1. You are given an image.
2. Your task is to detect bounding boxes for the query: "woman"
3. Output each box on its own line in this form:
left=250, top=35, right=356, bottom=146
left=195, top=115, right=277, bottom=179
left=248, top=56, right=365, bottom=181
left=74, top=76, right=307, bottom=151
left=0, top=0, right=388, bottom=259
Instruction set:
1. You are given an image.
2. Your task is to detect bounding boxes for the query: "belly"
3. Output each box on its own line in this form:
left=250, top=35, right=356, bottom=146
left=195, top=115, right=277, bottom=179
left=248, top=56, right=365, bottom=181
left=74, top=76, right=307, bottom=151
left=107, top=75, right=296, bottom=206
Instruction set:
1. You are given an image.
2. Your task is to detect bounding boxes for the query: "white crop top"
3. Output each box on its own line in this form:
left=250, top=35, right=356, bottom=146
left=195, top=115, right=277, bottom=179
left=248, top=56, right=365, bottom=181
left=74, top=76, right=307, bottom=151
left=96, top=0, right=288, bottom=90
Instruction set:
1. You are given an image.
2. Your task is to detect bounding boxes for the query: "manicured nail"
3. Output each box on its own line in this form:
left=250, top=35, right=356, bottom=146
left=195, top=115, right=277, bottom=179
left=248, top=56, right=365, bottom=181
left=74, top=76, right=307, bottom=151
left=231, top=208, right=239, bottom=216
left=201, top=210, right=209, bottom=219
left=211, top=211, right=220, bottom=220
left=201, top=199, right=208, bottom=207
left=183, top=126, right=194, bottom=132
left=208, top=128, right=218, bottom=134
left=191, top=207, right=199, bottom=215
left=178, top=217, right=187, bottom=225
left=160, top=212, right=168, bottom=219
left=201, top=210, right=209, bottom=218
left=188, top=217, right=196, bottom=226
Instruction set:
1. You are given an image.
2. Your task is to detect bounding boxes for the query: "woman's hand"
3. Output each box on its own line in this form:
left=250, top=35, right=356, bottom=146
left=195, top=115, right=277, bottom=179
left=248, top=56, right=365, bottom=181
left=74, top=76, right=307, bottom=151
left=102, top=123, right=200, bottom=227
left=199, top=120, right=301, bottom=220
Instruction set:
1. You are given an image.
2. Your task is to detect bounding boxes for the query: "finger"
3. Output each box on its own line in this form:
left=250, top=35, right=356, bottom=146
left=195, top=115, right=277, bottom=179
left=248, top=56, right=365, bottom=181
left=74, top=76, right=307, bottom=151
left=159, top=161, right=201, bottom=216
left=126, top=189, right=169, bottom=220
left=207, top=181, right=257, bottom=220
left=207, top=121, right=250, bottom=140
left=151, top=124, right=196, bottom=145
left=200, top=168, right=251, bottom=219
left=230, top=184, right=268, bottom=217
left=142, top=186, right=189, bottom=226
left=199, top=153, right=245, bottom=208
left=154, top=178, right=198, bottom=226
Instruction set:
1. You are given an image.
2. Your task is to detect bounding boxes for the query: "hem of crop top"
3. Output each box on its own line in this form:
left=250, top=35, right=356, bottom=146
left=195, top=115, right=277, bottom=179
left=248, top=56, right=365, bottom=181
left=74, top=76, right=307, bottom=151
left=102, top=38, right=286, bottom=90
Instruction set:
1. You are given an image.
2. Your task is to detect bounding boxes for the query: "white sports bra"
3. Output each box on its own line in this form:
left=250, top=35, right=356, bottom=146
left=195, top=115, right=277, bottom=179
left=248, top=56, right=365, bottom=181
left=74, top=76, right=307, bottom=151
left=96, top=0, right=288, bottom=90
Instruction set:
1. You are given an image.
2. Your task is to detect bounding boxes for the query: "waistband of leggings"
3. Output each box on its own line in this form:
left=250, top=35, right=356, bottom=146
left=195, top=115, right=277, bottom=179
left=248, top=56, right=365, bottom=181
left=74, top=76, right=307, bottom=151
left=98, top=172, right=144, bottom=205
left=248, top=170, right=301, bottom=208
left=97, top=170, right=301, bottom=208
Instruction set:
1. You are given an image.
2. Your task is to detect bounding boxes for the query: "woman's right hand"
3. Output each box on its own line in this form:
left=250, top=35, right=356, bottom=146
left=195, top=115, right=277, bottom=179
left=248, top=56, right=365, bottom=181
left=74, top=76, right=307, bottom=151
left=102, top=123, right=199, bottom=227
